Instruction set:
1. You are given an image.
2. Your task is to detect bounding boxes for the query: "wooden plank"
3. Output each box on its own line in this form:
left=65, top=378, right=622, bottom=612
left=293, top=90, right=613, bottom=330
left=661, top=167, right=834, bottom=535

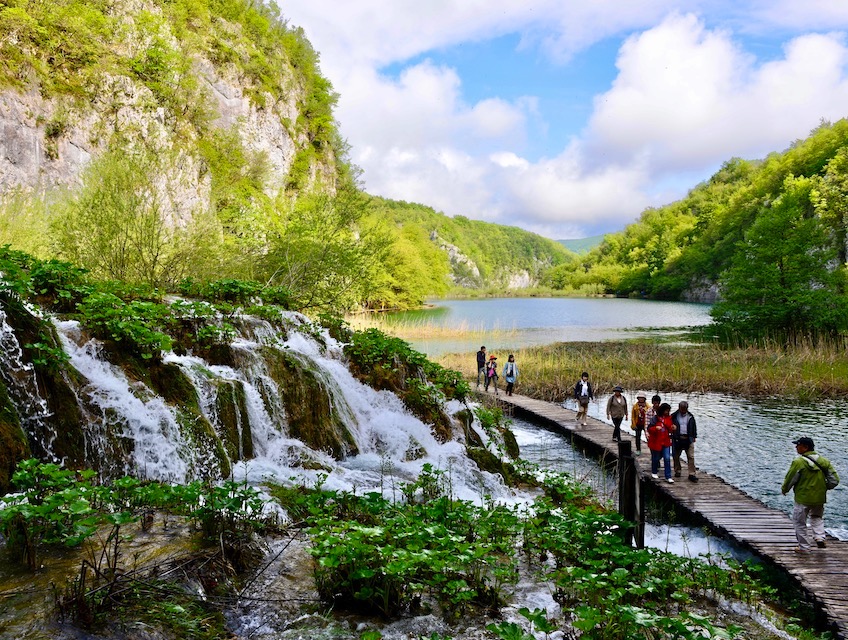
left=481, top=390, right=848, bottom=637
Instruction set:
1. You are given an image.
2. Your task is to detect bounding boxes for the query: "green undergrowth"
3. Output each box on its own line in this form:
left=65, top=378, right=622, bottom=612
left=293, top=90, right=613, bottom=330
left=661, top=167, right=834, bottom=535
left=270, top=461, right=797, bottom=639
left=0, top=246, right=296, bottom=360
left=0, top=459, right=268, bottom=570
left=340, top=325, right=469, bottom=440
left=0, top=459, right=273, bottom=636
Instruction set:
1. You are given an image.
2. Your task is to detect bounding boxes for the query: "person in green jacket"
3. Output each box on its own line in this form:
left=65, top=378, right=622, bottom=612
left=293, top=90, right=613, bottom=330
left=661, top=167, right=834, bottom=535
left=781, top=437, right=839, bottom=552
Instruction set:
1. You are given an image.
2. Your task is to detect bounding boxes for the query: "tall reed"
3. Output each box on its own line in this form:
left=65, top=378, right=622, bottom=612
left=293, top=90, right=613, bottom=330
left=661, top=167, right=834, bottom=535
left=437, top=339, right=848, bottom=400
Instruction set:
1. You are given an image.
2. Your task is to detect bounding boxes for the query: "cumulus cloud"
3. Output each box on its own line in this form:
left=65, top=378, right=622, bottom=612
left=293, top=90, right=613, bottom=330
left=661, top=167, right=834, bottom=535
left=587, top=15, right=848, bottom=173
left=281, top=1, right=848, bottom=238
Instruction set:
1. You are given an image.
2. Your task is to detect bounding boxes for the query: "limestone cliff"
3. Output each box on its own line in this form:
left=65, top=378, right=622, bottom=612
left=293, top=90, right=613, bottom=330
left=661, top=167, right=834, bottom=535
left=0, top=0, right=341, bottom=222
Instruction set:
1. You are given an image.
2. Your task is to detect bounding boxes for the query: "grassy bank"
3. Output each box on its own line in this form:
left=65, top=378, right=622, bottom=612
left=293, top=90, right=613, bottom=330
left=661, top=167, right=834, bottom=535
left=436, top=340, right=848, bottom=401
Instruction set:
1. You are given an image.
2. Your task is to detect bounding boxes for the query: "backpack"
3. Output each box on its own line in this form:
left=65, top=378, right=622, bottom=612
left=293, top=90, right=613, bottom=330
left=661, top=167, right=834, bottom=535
left=807, top=454, right=839, bottom=490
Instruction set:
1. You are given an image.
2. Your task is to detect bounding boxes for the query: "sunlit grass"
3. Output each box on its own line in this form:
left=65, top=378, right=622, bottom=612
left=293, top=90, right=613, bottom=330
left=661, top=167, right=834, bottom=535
left=344, top=313, right=519, bottom=342
left=437, top=338, right=848, bottom=401
left=349, top=315, right=848, bottom=399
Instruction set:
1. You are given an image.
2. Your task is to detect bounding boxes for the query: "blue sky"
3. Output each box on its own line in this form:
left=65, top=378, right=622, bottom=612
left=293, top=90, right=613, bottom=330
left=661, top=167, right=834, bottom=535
left=281, top=1, right=848, bottom=239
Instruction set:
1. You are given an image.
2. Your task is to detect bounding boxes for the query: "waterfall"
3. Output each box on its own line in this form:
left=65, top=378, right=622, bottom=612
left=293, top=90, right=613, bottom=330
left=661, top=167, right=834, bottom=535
left=0, top=308, right=56, bottom=459
left=55, top=320, right=196, bottom=483
left=2, top=309, right=511, bottom=504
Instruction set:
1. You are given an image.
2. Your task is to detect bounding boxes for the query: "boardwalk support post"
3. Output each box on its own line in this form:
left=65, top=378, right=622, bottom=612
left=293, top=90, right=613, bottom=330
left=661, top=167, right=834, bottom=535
left=618, top=440, right=644, bottom=548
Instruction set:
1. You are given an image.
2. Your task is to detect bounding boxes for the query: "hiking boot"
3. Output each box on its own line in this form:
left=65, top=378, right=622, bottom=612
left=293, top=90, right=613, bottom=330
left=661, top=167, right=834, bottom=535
left=794, top=546, right=812, bottom=554
left=688, top=475, right=698, bottom=483
left=674, top=472, right=681, bottom=478
left=816, top=539, right=827, bottom=548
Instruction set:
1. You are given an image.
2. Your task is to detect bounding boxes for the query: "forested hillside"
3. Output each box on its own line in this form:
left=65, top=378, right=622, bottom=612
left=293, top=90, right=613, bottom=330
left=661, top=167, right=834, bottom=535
left=0, top=0, right=580, bottom=312
left=546, top=119, right=848, bottom=340
left=366, top=196, right=577, bottom=304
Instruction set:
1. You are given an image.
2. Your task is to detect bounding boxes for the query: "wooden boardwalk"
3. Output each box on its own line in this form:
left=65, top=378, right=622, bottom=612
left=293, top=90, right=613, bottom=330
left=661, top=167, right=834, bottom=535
left=475, top=389, right=848, bottom=639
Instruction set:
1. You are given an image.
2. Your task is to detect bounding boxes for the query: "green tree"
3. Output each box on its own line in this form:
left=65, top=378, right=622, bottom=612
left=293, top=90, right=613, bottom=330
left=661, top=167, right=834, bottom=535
left=0, top=189, right=55, bottom=257
left=711, top=176, right=848, bottom=342
left=261, top=186, right=390, bottom=312
left=52, top=148, right=221, bottom=289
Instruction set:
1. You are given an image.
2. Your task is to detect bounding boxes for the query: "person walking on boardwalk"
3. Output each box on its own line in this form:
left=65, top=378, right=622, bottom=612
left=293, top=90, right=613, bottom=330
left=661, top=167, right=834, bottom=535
left=484, top=355, right=499, bottom=395
left=606, top=385, right=628, bottom=442
left=573, top=371, right=593, bottom=426
left=502, top=354, right=518, bottom=396
left=781, top=437, right=839, bottom=552
left=630, top=392, right=648, bottom=455
left=476, top=346, right=487, bottom=388
left=647, top=402, right=675, bottom=483
left=645, top=394, right=661, bottom=430
left=671, top=401, right=698, bottom=482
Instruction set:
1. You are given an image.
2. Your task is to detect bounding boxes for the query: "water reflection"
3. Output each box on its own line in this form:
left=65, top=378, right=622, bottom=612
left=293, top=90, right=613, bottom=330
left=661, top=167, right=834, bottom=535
left=586, top=392, right=848, bottom=540
left=384, top=297, right=712, bottom=356
left=511, top=417, right=751, bottom=560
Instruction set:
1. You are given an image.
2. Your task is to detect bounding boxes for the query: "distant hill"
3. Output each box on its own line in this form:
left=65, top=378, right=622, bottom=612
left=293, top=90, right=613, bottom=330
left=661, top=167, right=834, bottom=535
left=558, top=235, right=606, bottom=255
left=368, top=196, right=578, bottom=290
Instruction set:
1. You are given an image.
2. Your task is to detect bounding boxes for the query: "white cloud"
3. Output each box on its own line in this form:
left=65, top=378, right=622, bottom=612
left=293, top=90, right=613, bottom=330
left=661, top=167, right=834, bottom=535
left=281, top=2, right=848, bottom=238
left=746, top=0, right=848, bottom=31
left=587, top=15, right=848, bottom=174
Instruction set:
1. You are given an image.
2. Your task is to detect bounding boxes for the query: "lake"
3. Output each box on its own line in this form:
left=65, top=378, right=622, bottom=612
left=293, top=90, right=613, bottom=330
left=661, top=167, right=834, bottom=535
left=386, top=297, right=712, bottom=356
left=390, top=297, right=847, bottom=541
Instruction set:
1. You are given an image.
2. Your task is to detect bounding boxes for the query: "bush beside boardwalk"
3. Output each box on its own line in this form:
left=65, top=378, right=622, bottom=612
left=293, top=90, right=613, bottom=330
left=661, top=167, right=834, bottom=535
left=438, top=340, right=848, bottom=400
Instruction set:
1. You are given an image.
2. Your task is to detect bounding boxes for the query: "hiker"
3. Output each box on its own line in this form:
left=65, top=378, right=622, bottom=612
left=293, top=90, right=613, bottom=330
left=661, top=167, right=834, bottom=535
left=671, top=401, right=698, bottom=482
left=502, top=354, right=518, bottom=396
left=606, top=385, right=628, bottom=442
left=476, top=346, right=487, bottom=388
left=781, top=437, right=839, bottom=553
left=630, top=392, right=648, bottom=455
left=484, top=355, right=499, bottom=394
left=647, top=402, right=675, bottom=483
left=573, top=371, right=593, bottom=426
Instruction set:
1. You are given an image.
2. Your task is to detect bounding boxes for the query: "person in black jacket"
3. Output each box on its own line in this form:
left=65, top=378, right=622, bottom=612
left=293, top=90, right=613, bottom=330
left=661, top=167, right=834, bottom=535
left=573, top=371, right=593, bottom=426
left=476, top=346, right=487, bottom=388
left=671, top=401, right=698, bottom=482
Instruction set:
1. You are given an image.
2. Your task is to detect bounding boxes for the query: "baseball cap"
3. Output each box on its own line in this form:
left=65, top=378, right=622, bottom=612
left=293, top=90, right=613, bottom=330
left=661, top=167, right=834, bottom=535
left=792, top=437, right=815, bottom=449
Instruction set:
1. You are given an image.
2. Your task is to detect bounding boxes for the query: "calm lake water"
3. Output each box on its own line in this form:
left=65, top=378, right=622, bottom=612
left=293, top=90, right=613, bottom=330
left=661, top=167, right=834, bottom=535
left=394, top=297, right=847, bottom=541
left=387, top=297, right=712, bottom=356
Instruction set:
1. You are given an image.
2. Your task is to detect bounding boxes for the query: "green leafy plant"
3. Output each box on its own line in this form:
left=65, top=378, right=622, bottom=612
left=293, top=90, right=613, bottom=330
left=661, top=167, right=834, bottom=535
left=77, top=292, right=172, bottom=359
left=25, top=340, right=71, bottom=371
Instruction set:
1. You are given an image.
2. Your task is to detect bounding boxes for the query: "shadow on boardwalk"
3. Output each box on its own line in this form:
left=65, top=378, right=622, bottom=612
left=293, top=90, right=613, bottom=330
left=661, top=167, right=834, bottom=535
left=473, top=389, right=848, bottom=640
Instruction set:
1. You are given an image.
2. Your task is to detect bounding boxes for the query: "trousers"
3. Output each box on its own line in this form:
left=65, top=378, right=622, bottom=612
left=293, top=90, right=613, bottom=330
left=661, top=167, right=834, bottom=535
left=793, top=502, right=825, bottom=550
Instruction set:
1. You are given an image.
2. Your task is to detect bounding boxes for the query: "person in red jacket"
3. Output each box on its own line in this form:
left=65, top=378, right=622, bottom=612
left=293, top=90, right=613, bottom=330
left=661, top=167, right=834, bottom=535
left=647, top=402, right=675, bottom=483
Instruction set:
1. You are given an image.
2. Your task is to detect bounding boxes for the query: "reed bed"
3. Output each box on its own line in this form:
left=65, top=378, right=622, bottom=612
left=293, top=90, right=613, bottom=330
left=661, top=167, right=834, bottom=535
left=344, top=314, right=519, bottom=342
left=437, top=340, right=848, bottom=401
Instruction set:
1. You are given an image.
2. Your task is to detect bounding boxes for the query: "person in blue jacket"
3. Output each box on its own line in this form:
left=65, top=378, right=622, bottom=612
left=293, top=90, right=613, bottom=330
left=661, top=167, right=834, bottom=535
left=502, top=354, right=518, bottom=396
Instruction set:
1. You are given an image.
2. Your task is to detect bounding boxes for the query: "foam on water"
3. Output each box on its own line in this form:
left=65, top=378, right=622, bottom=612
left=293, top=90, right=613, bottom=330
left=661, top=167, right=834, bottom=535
left=56, top=320, right=193, bottom=482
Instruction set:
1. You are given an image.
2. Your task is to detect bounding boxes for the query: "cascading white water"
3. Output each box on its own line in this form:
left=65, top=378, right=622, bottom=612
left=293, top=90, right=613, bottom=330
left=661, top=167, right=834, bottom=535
left=227, top=316, right=515, bottom=503
left=9, top=310, right=514, bottom=504
left=55, top=320, right=198, bottom=483
left=0, top=308, right=56, bottom=457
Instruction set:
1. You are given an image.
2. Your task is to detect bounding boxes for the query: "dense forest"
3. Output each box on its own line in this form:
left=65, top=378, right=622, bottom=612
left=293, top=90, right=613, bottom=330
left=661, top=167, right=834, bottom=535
left=2, top=0, right=848, bottom=340
left=545, top=120, right=848, bottom=341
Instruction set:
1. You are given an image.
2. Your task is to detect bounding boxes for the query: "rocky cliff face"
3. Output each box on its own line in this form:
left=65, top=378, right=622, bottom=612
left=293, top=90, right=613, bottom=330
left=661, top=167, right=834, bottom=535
left=0, top=0, right=337, bottom=223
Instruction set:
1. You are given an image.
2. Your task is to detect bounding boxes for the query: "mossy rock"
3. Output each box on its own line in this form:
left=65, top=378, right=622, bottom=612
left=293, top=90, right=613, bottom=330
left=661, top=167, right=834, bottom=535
left=260, top=346, right=357, bottom=460
left=0, top=380, right=30, bottom=494
left=175, top=409, right=232, bottom=480
left=455, top=408, right=484, bottom=448
left=0, top=303, right=86, bottom=465
left=149, top=361, right=202, bottom=413
left=501, top=425, right=520, bottom=460
left=213, top=379, right=254, bottom=461
left=466, top=446, right=518, bottom=486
